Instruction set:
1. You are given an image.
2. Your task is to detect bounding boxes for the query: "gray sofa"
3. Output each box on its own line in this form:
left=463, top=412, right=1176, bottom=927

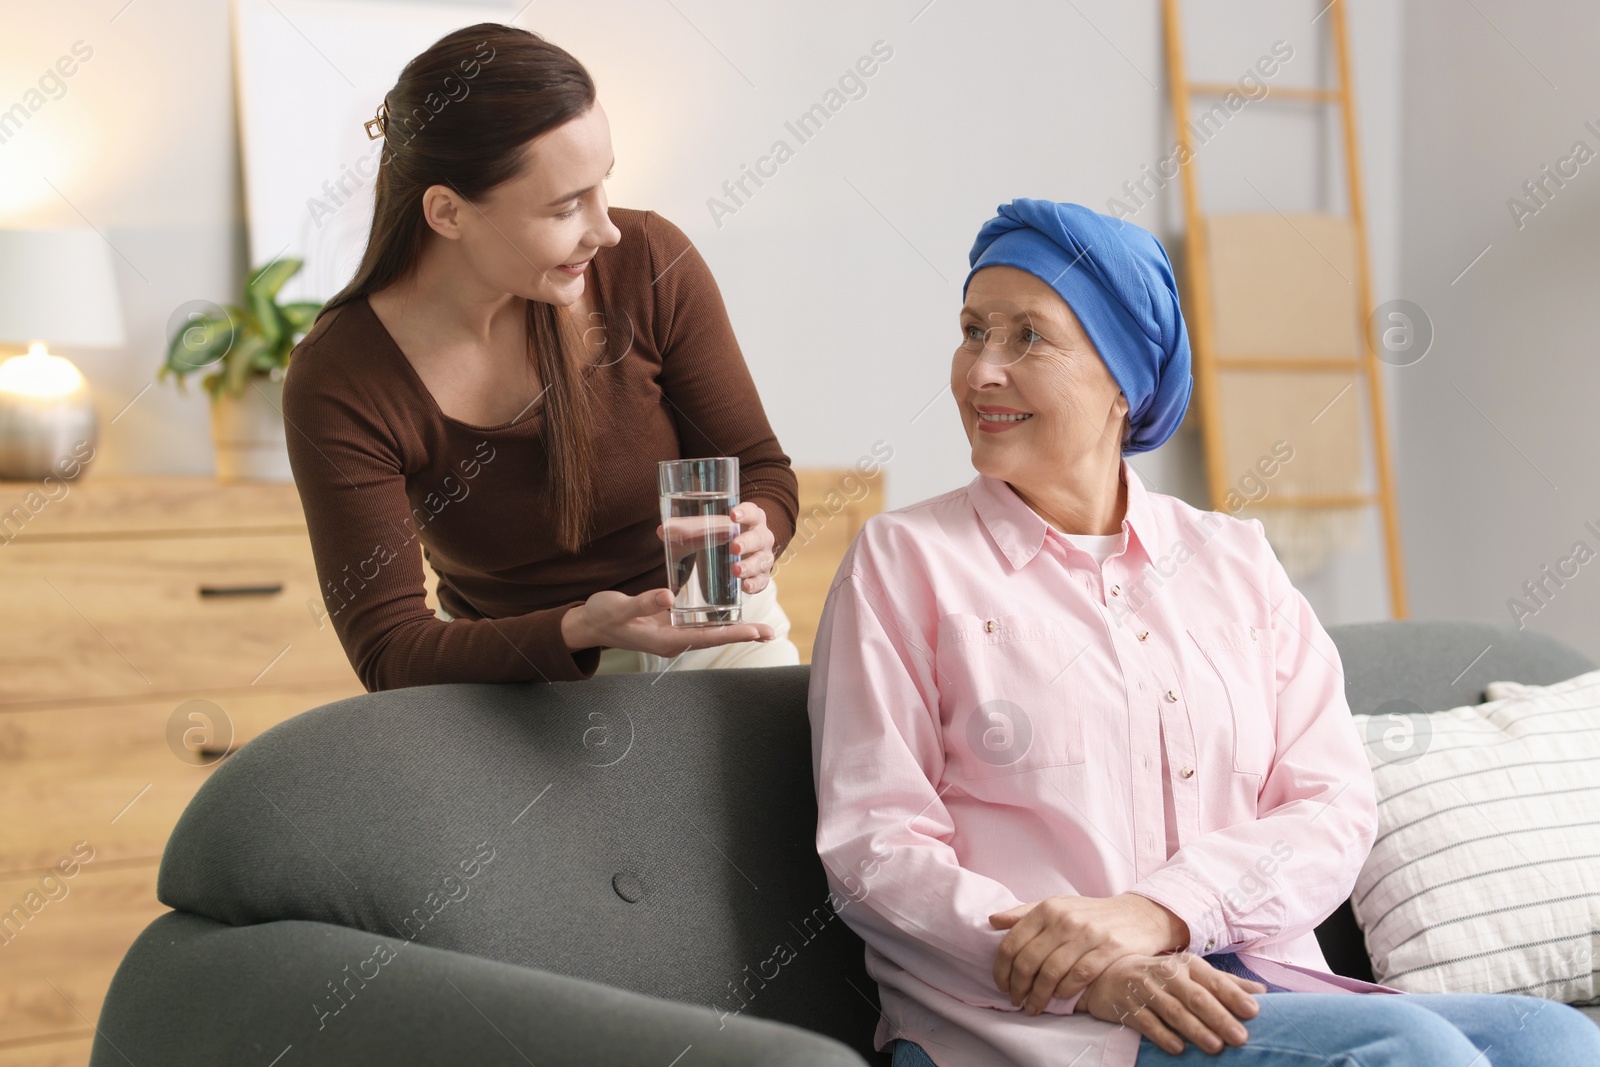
left=92, top=621, right=1599, bottom=1065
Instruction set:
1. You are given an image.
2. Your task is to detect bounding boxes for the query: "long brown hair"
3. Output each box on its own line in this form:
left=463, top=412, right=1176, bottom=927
left=321, top=22, right=600, bottom=552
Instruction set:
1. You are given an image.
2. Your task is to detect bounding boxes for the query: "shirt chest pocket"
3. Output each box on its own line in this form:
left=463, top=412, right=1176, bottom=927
left=935, top=613, right=1092, bottom=779
left=1185, top=622, right=1276, bottom=778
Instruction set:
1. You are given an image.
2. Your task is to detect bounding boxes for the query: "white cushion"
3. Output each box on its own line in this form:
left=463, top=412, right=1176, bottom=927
left=1349, top=667, right=1600, bottom=1002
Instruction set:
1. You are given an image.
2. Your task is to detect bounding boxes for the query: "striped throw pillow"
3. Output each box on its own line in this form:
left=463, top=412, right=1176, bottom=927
left=1349, top=668, right=1600, bottom=1003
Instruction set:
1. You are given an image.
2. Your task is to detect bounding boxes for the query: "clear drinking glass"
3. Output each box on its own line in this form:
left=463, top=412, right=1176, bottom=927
left=658, top=457, right=741, bottom=626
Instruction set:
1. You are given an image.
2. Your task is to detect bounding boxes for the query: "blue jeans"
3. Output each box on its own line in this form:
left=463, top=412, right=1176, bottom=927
left=888, top=992, right=1600, bottom=1066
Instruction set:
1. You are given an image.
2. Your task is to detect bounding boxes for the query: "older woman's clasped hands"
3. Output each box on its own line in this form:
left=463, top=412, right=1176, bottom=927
left=987, top=894, right=1264, bottom=1056
left=988, top=893, right=1188, bottom=1011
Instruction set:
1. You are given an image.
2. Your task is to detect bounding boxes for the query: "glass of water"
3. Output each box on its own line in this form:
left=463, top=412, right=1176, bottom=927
left=658, top=457, right=741, bottom=627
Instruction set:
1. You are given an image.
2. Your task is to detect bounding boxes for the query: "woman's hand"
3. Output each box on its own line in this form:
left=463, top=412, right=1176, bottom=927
left=1079, top=953, right=1264, bottom=1056
left=657, top=500, right=776, bottom=595
left=560, top=589, right=774, bottom=658
left=730, top=501, right=777, bottom=593
left=988, top=893, right=1189, bottom=1014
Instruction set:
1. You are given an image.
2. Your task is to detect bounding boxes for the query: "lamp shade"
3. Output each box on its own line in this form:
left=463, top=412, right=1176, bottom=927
left=0, top=228, right=125, bottom=348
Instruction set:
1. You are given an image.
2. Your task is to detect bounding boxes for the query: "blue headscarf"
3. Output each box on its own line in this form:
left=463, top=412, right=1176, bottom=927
left=963, top=199, right=1192, bottom=454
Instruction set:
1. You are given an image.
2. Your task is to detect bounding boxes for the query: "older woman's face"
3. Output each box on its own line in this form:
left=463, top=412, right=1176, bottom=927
left=951, top=265, right=1129, bottom=485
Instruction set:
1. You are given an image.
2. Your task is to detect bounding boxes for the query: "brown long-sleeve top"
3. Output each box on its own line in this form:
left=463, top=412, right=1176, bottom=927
left=281, top=208, right=799, bottom=691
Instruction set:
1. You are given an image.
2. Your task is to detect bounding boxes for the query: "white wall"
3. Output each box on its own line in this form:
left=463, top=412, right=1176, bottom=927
left=1399, top=0, right=1600, bottom=659
left=2, top=0, right=1405, bottom=625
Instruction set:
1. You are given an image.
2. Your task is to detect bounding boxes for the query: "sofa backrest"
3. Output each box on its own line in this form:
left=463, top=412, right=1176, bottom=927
left=1326, top=619, right=1594, bottom=716
left=160, top=663, right=886, bottom=1060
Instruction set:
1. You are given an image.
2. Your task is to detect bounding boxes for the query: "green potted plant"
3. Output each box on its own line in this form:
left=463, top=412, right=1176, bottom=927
left=160, top=257, right=322, bottom=482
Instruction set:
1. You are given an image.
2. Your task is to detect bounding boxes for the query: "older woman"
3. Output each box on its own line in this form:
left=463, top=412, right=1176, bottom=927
left=807, top=200, right=1600, bottom=1067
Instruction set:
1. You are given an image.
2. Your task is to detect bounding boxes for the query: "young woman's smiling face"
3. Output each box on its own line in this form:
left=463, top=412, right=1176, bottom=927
left=438, top=100, right=622, bottom=306
left=951, top=265, right=1129, bottom=491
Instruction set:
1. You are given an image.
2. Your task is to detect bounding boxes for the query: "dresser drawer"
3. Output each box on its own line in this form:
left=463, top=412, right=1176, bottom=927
left=0, top=476, right=307, bottom=538
left=0, top=683, right=362, bottom=873
left=0, top=534, right=360, bottom=705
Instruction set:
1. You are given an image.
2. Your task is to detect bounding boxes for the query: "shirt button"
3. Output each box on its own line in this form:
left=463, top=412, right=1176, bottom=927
left=1110, top=584, right=1121, bottom=597
left=1138, top=630, right=1150, bottom=641
left=1165, top=690, right=1178, bottom=702
left=985, top=619, right=997, bottom=633
left=1205, top=938, right=1216, bottom=952
left=1180, top=765, right=1195, bottom=779
left=1249, top=626, right=1257, bottom=641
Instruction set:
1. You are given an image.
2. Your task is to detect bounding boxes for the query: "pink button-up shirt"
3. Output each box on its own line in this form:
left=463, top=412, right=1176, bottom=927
left=807, top=460, right=1392, bottom=1067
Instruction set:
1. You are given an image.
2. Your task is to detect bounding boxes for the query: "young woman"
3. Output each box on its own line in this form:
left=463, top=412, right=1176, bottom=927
left=283, top=23, right=800, bottom=691
left=807, top=199, right=1600, bottom=1066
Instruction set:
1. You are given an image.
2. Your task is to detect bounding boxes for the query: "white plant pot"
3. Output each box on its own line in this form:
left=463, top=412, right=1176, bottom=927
left=210, top=373, right=292, bottom=483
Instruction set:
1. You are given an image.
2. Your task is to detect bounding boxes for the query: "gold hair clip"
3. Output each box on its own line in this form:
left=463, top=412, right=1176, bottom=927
left=364, top=100, right=389, bottom=140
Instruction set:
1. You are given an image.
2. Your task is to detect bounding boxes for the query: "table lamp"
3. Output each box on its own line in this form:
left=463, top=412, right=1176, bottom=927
left=0, top=228, right=125, bottom=480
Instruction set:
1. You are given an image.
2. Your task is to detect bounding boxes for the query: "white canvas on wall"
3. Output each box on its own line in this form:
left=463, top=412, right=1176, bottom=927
left=231, top=0, right=512, bottom=302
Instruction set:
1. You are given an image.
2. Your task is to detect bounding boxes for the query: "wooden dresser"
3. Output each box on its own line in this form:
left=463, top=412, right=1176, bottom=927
left=0, top=468, right=880, bottom=1065
left=0, top=478, right=365, bottom=1065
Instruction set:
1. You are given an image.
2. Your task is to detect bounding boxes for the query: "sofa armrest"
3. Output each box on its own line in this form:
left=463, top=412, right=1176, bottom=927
left=93, top=911, right=869, bottom=1067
